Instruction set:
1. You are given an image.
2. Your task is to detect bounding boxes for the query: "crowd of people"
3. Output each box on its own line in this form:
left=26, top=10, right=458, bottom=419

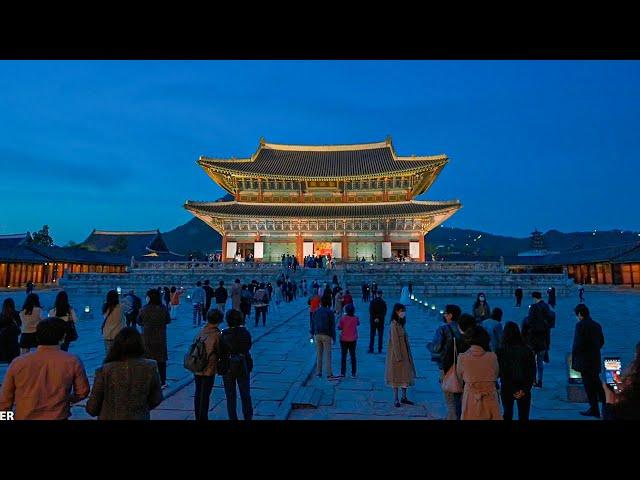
left=0, top=276, right=638, bottom=421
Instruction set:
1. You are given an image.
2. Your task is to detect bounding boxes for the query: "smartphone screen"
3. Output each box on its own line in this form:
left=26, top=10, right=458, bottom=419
left=603, top=357, right=622, bottom=392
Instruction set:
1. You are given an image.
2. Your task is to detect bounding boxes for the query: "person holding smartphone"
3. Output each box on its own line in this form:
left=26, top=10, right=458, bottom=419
left=601, top=341, right=640, bottom=420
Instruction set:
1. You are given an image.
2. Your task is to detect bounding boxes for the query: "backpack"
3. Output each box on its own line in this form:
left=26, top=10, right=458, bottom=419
left=262, top=291, right=270, bottom=304
left=545, top=308, right=556, bottom=329
left=183, top=336, right=210, bottom=373
left=220, top=331, right=251, bottom=378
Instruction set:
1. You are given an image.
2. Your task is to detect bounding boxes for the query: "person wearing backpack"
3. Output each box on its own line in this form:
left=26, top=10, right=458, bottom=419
left=521, top=292, right=551, bottom=388
left=427, top=304, right=463, bottom=419
left=496, top=322, right=536, bottom=421
left=218, top=309, right=253, bottom=420
left=48, top=291, right=79, bottom=352
left=214, top=280, right=228, bottom=314
left=481, top=307, right=504, bottom=353
left=188, top=309, right=223, bottom=421
left=253, top=283, right=269, bottom=327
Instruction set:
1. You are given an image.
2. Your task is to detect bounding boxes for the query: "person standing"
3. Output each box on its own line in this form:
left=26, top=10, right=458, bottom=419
left=481, top=307, right=504, bottom=353
left=515, top=287, right=523, bottom=307
left=427, top=304, right=463, bottom=419
left=362, top=282, right=369, bottom=302
left=399, top=283, right=411, bottom=306
left=308, top=291, right=322, bottom=326
left=253, top=283, right=269, bottom=327
left=163, top=287, right=171, bottom=310
left=48, top=291, right=78, bottom=352
left=334, top=288, right=344, bottom=317
left=218, top=309, right=253, bottom=420
left=122, top=290, right=142, bottom=328
left=342, top=289, right=353, bottom=309
left=522, top=291, right=552, bottom=388
left=456, top=325, right=502, bottom=420
left=601, top=341, right=640, bottom=420
left=101, top=290, right=124, bottom=355
left=385, top=303, right=416, bottom=407
left=169, top=286, right=184, bottom=321
left=338, top=303, right=360, bottom=378
left=547, top=287, right=557, bottom=309
left=231, top=279, right=242, bottom=311
left=214, top=280, right=228, bottom=314
left=310, top=296, right=338, bottom=379
left=19, top=293, right=45, bottom=354
left=0, top=298, right=21, bottom=363
left=25, top=280, right=34, bottom=296
left=0, top=318, right=90, bottom=420
left=191, top=281, right=206, bottom=327
left=472, top=293, right=491, bottom=324
left=571, top=303, right=606, bottom=418
left=192, top=309, right=223, bottom=421
left=578, top=284, right=585, bottom=303
left=496, top=322, right=536, bottom=421
left=202, top=280, right=215, bottom=318
left=137, top=289, right=171, bottom=388
left=240, top=285, right=253, bottom=323
left=368, top=290, right=387, bottom=354
left=85, top=327, right=163, bottom=420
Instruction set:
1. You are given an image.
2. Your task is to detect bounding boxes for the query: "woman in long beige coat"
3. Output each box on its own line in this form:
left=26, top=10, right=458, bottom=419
left=385, top=303, right=417, bottom=407
left=456, top=325, right=502, bottom=420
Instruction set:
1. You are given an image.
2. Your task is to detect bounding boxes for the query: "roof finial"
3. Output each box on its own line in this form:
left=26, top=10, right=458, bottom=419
left=385, top=135, right=392, bottom=145
left=259, top=136, right=266, bottom=146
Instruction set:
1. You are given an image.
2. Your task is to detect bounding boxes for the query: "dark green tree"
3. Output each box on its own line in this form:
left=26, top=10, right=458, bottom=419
left=109, top=236, right=128, bottom=253
left=32, top=225, right=54, bottom=247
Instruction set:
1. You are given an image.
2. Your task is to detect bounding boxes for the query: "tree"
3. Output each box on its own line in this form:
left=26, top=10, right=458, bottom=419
left=109, top=236, right=128, bottom=253
left=32, top=225, right=54, bottom=247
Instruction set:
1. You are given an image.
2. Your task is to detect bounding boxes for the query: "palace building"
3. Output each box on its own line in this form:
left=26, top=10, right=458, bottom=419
left=185, top=138, right=462, bottom=262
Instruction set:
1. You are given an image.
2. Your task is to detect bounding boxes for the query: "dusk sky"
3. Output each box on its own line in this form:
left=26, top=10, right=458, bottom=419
left=1, top=60, right=639, bottom=245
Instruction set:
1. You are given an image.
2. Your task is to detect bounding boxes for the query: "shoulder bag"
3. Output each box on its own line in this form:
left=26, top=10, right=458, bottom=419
left=442, top=332, right=463, bottom=393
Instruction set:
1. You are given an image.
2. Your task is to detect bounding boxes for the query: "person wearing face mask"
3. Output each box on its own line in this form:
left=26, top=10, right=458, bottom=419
left=384, top=303, right=417, bottom=407
left=472, top=293, right=491, bottom=324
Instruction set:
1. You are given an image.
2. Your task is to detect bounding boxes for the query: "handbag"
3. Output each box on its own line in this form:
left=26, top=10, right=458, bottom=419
left=66, top=320, right=79, bottom=342
left=442, top=333, right=463, bottom=393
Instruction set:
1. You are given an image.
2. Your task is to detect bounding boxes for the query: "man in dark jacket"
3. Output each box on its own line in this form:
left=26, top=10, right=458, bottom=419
left=310, top=296, right=337, bottom=379
left=515, top=287, right=523, bottom=307
left=571, top=303, right=605, bottom=418
left=214, top=280, right=228, bottom=314
left=202, top=280, right=215, bottom=317
left=522, top=291, right=552, bottom=388
left=368, top=290, right=387, bottom=354
left=219, top=309, right=253, bottom=420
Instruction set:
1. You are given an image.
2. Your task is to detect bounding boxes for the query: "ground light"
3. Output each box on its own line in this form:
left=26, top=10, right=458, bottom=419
left=116, top=286, right=121, bottom=295
left=84, top=306, right=91, bottom=313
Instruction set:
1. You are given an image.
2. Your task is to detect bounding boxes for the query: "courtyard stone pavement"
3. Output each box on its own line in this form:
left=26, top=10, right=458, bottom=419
left=1, top=285, right=639, bottom=420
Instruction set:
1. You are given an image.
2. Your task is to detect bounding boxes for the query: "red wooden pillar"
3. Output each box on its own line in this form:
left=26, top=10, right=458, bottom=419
left=342, top=235, right=349, bottom=261
left=296, top=234, right=303, bottom=264
left=419, top=234, right=426, bottom=262
left=221, top=234, right=228, bottom=263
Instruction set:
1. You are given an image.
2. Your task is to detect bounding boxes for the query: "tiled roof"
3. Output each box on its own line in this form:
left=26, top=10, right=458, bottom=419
left=199, top=140, right=447, bottom=179
left=0, top=245, right=129, bottom=265
left=185, top=200, right=461, bottom=219
left=0, top=246, right=47, bottom=263
left=0, top=233, right=32, bottom=248
left=78, top=229, right=170, bottom=257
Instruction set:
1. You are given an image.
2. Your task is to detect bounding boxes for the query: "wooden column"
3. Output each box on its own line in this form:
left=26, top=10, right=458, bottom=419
left=383, top=178, right=389, bottom=201
left=221, top=234, right=228, bottom=263
left=258, top=178, right=263, bottom=201
left=419, top=234, right=426, bottom=262
left=296, top=234, right=303, bottom=264
left=342, top=235, right=349, bottom=261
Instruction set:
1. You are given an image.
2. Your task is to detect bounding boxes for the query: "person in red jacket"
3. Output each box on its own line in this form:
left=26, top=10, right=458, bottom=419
left=338, top=303, right=360, bottom=378
left=342, top=290, right=353, bottom=309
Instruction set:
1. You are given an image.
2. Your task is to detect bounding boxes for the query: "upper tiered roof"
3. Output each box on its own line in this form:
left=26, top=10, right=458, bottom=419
left=198, top=138, right=448, bottom=180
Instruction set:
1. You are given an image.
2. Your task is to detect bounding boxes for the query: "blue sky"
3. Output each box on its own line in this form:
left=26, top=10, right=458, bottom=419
left=1, top=60, right=639, bottom=245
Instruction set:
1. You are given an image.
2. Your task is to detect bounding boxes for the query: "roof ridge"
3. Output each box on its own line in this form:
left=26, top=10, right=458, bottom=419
left=92, top=230, right=159, bottom=235
left=261, top=140, right=389, bottom=151
left=186, top=199, right=461, bottom=207
left=0, top=233, right=29, bottom=238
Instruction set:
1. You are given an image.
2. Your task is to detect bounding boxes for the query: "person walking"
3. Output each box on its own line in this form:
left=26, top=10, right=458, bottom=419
left=399, top=283, right=411, bottom=306
left=101, top=290, right=124, bottom=355
left=19, top=293, right=45, bottom=354
left=240, top=285, right=253, bottom=323
left=163, top=287, right=171, bottom=310
left=481, top=307, right=504, bottom=353
left=338, top=303, right=360, bottom=378
left=218, top=309, right=253, bottom=420
left=308, top=291, right=322, bottom=326
left=253, top=283, right=269, bottom=327
left=191, top=281, right=206, bottom=327
left=310, top=296, right=338, bottom=379
left=578, top=284, right=585, bottom=303
left=515, top=287, right=523, bottom=307
left=522, top=291, right=553, bottom=388
left=0, top=318, right=90, bottom=420
left=334, top=288, right=344, bottom=317
left=342, top=289, right=353, bottom=309
left=472, top=293, right=491, bottom=324
left=85, top=327, right=163, bottom=420
left=137, top=289, right=171, bottom=388
left=385, top=303, right=416, bottom=407
left=192, top=309, right=223, bottom=421
left=231, top=279, right=242, bottom=311
left=122, top=290, right=142, bottom=328
left=48, top=291, right=78, bottom=352
left=571, top=303, right=606, bottom=418
left=0, top=298, right=21, bottom=363
left=202, top=280, right=215, bottom=318
left=368, top=290, right=387, bottom=354
left=427, top=304, right=463, bottom=419
left=362, top=282, right=369, bottom=302
left=496, top=322, right=536, bottom=421
left=456, top=325, right=502, bottom=420
left=214, top=280, right=228, bottom=314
